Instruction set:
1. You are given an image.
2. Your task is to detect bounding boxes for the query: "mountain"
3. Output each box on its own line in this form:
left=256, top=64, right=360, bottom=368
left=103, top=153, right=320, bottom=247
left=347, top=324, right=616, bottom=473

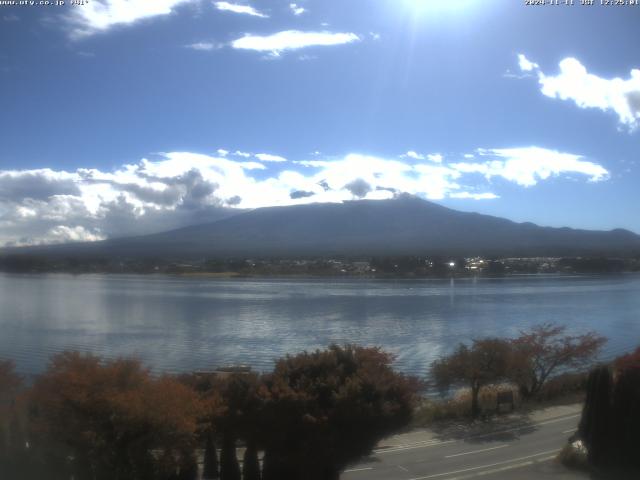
left=4, top=196, right=640, bottom=259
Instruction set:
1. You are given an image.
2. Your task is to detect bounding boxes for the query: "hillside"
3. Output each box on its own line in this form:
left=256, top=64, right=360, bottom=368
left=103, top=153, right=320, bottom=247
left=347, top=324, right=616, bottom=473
left=4, top=196, right=640, bottom=259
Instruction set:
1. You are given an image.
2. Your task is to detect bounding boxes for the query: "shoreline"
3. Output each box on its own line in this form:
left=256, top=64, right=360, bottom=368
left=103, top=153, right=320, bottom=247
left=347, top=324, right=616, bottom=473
left=1, top=270, right=638, bottom=280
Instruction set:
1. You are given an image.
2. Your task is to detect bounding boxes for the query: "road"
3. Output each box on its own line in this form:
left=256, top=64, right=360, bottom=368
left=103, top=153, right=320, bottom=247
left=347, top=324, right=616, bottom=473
left=341, top=406, right=587, bottom=480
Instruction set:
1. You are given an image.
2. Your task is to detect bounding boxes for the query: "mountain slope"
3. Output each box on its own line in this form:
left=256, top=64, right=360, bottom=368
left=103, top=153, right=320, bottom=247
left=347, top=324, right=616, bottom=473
left=5, top=196, right=640, bottom=258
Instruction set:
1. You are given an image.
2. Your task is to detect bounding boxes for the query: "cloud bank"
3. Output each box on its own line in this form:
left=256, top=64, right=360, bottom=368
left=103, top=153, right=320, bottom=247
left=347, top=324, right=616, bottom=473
left=519, top=54, right=640, bottom=130
left=451, top=147, right=608, bottom=187
left=0, top=147, right=608, bottom=246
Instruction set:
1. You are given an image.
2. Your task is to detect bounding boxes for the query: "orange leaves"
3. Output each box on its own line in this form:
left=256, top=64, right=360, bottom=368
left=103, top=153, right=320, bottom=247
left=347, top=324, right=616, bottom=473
left=29, top=352, right=203, bottom=478
left=614, top=346, right=640, bottom=372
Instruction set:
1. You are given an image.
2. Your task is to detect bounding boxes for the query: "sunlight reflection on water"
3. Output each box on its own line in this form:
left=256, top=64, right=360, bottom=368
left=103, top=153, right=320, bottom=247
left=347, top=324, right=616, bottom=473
left=1, top=273, right=638, bottom=378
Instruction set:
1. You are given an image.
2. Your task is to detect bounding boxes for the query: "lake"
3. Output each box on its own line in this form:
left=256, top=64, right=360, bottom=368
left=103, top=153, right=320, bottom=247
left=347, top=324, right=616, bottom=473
left=1, top=273, right=638, bottom=378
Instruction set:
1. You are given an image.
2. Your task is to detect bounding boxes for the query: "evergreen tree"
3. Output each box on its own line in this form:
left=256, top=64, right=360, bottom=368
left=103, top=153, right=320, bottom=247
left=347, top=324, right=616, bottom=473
left=611, top=365, right=640, bottom=468
left=578, top=365, right=612, bottom=467
left=202, top=433, right=219, bottom=479
left=219, top=432, right=241, bottom=480
left=242, top=441, right=261, bottom=480
left=176, top=452, right=199, bottom=480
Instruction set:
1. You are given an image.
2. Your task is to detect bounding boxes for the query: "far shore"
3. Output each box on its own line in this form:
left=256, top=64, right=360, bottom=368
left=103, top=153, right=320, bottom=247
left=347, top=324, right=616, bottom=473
left=2, top=270, right=639, bottom=280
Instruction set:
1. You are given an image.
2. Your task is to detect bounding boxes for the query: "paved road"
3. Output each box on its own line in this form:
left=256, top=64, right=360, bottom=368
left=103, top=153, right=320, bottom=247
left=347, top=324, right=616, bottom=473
left=341, top=406, right=587, bottom=480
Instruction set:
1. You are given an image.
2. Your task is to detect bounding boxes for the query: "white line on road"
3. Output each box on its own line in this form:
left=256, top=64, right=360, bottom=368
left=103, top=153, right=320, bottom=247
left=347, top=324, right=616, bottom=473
left=444, top=444, right=509, bottom=459
left=562, top=428, right=577, bottom=434
left=374, top=412, right=579, bottom=456
left=407, top=449, right=560, bottom=480
left=466, top=413, right=580, bottom=442
left=343, top=467, right=373, bottom=474
left=444, top=455, right=557, bottom=480
left=375, top=439, right=456, bottom=454
left=535, top=414, right=580, bottom=427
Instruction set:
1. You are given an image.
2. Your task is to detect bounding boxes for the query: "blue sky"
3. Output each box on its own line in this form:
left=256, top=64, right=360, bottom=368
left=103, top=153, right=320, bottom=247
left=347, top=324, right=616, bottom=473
left=0, top=0, right=639, bottom=245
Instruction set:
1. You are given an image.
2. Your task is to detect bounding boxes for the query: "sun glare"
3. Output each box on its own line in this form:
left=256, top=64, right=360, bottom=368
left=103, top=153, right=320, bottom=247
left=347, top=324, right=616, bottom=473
left=402, top=0, right=480, bottom=16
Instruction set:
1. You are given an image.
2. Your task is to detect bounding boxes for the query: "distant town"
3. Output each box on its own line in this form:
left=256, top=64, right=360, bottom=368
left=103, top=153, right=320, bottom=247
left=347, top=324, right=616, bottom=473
left=1, top=254, right=638, bottom=276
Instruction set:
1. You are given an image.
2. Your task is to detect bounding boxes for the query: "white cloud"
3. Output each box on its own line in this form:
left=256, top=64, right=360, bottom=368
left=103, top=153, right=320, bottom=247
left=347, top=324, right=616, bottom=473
left=67, top=0, right=195, bottom=38
left=449, top=192, right=499, bottom=200
left=296, top=154, right=463, bottom=201
left=214, top=1, right=268, bottom=17
left=231, top=30, right=360, bottom=56
left=451, top=147, right=609, bottom=187
left=0, top=147, right=609, bottom=246
left=403, top=150, right=424, bottom=160
left=233, top=150, right=252, bottom=158
left=402, top=151, right=442, bottom=163
left=255, top=153, right=287, bottom=162
left=239, top=162, right=266, bottom=170
left=186, top=42, right=218, bottom=51
left=518, top=53, right=539, bottom=72
left=519, top=55, right=640, bottom=130
left=217, top=148, right=229, bottom=156
left=44, top=226, right=105, bottom=245
left=289, top=3, right=306, bottom=15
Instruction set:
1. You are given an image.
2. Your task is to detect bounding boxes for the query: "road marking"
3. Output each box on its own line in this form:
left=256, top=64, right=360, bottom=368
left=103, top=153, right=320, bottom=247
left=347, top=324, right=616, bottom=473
left=444, top=455, right=557, bottom=480
left=466, top=413, right=580, bottom=441
left=535, top=413, right=580, bottom=427
left=407, top=449, right=559, bottom=480
left=444, top=444, right=509, bottom=458
left=562, top=428, right=577, bottom=434
left=374, top=412, right=578, bottom=456
left=343, top=467, right=373, bottom=474
left=398, top=466, right=410, bottom=472
left=376, top=439, right=456, bottom=454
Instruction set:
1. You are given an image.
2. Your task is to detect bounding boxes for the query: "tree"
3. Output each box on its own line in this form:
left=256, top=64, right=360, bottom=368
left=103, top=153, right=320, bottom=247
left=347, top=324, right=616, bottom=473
left=611, top=365, right=640, bottom=469
left=202, top=432, right=219, bottom=479
left=29, top=351, right=202, bottom=480
left=215, top=373, right=262, bottom=480
left=511, top=324, right=606, bottom=398
left=177, top=372, right=225, bottom=480
left=242, top=442, right=261, bottom=480
left=614, top=346, right=640, bottom=371
left=431, top=339, right=513, bottom=418
left=578, top=365, right=612, bottom=467
left=261, top=345, right=419, bottom=480
left=219, top=432, right=241, bottom=480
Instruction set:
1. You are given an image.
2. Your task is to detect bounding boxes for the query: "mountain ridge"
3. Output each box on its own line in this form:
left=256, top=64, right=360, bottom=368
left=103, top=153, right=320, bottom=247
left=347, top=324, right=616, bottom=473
left=3, top=196, right=640, bottom=259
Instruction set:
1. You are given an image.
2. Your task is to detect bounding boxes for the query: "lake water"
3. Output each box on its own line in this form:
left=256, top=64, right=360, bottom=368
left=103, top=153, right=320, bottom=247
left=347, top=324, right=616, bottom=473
left=1, top=273, right=639, bottom=378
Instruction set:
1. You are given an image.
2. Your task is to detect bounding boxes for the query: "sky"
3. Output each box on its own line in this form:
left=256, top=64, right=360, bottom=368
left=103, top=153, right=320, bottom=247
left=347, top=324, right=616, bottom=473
left=0, top=0, right=639, bottom=246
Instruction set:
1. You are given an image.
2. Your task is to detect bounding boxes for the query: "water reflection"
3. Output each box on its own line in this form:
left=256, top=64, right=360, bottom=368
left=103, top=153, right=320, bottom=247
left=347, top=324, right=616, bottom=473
left=0, top=273, right=639, bottom=377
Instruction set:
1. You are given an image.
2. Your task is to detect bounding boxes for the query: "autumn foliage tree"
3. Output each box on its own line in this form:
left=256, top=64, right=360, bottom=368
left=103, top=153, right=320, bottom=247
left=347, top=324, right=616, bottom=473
left=511, top=323, right=606, bottom=398
left=29, top=352, right=202, bottom=480
left=177, top=372, right=225, bottom=480
left=260, top=344, right=419, bottom=480
left=431, top=338, right=513, bottom=418
left=614, top=346, right=640, bottom=371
